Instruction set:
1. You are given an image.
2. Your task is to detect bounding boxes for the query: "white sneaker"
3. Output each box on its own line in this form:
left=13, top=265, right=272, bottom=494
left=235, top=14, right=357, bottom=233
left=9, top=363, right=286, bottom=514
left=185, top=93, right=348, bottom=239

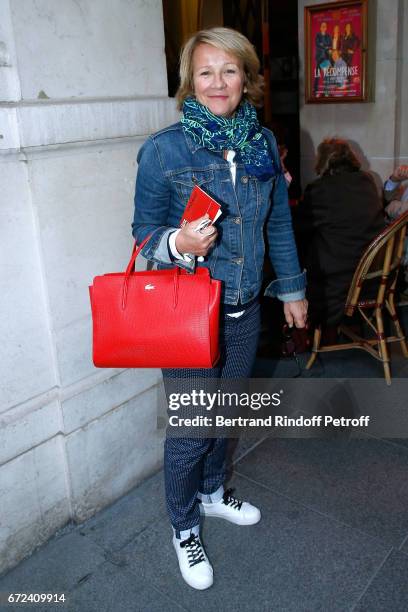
left=173, top=533, right=213, bottom=590
left=199, top=488, right=261, bottom=525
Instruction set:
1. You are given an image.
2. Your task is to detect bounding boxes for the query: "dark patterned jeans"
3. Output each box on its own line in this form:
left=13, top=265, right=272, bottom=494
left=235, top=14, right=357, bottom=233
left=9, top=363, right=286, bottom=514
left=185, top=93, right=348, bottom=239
left=162, top=300, right=261, bottom=534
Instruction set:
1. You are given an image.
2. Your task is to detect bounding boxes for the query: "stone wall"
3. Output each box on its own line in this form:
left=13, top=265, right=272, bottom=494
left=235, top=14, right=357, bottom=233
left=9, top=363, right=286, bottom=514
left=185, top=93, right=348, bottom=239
left=0, top=0, right=178, bottom=575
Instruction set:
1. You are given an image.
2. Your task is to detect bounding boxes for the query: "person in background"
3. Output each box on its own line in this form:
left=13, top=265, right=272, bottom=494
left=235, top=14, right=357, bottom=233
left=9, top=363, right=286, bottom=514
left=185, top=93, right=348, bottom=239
left=295, top=138, right=385, bottom=329
left=132, top=27, right=307, bottom=591
left=384, top=165, right=408, bottom=298
left=279, top=144, right=293, bottom=188
left=384, top=164, right=408, bottom=220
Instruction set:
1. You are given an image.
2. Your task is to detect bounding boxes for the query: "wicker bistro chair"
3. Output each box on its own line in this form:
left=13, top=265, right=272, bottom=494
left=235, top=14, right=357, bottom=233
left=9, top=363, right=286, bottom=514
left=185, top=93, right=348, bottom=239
left=306, top=210, right=408, bottom=384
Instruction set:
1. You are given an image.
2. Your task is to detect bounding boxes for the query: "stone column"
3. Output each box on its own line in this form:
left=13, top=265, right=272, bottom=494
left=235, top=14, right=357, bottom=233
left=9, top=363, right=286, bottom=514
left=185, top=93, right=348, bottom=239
left=0, top=0, right=178, bottom=574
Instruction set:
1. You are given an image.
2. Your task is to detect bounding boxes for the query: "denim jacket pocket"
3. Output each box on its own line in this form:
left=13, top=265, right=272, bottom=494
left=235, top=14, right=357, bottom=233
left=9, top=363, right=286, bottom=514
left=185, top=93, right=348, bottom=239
left=169, top=168, right=215, bottom=200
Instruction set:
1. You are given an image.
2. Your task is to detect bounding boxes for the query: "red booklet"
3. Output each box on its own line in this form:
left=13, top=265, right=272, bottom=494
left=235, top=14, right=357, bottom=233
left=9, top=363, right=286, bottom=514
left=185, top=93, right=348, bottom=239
left=180, top=185, right=222, bottom=228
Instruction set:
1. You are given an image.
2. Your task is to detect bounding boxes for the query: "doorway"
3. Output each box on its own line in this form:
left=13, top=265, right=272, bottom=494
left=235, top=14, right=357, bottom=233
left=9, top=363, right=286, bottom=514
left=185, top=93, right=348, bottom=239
left=162, top=0, right=301, bottom=196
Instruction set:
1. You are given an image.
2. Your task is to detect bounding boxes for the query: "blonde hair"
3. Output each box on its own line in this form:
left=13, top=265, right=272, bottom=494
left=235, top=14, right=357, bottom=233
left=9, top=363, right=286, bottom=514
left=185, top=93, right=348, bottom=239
left=176, top=27, right=264, bottom=110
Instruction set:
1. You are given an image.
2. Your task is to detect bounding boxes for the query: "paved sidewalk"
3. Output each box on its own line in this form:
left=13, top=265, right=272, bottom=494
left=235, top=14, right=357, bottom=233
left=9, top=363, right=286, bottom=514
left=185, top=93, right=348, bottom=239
left=1, top=430, right=408, bottom=611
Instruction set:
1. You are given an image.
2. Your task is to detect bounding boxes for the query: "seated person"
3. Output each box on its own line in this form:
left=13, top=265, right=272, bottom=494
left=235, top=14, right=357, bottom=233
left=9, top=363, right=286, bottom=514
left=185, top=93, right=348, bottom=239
left=295, top=138, right=386, bottom=327
left=383, top=165, right=408, bottom=297
left=383, top=164, right=408, bottom=220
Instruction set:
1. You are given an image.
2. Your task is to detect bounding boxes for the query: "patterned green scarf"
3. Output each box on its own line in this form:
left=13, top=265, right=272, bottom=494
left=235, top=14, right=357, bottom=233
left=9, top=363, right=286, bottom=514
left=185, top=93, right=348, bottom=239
left=181, top=97, right=275, bottom=181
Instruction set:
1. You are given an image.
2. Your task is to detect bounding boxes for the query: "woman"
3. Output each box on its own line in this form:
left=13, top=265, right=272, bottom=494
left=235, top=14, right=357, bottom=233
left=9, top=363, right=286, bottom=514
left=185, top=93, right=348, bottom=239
left=331, top=24, right=342, bottom=53
left=132, top=27, right=307, bottom=590
left=295, top=138, right=385, bottom=328
left=341, top=22, right=360, bottom=68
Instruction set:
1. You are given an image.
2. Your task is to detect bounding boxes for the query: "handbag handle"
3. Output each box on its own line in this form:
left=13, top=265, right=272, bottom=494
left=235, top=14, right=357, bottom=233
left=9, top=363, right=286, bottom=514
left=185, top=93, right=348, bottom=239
left=124, top=234, right=151, bottom=277
left=122, top=234, right=183, bottom=310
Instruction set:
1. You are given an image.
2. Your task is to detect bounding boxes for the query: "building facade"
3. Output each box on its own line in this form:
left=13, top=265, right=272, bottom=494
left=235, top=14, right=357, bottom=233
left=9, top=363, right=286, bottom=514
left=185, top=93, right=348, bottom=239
left=0, top=0, right=178, bottom=575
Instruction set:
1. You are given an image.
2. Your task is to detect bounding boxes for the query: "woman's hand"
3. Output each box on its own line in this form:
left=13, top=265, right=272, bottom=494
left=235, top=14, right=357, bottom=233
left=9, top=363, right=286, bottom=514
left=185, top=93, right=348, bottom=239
left=175, top=214, right=218, bottom=257
left=283, top=299, right=308, bottom=329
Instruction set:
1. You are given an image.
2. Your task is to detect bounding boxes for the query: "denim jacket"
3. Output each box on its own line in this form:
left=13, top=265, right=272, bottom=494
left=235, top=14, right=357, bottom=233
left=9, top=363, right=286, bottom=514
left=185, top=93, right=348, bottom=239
left=132, top=122, right=306, bottom=305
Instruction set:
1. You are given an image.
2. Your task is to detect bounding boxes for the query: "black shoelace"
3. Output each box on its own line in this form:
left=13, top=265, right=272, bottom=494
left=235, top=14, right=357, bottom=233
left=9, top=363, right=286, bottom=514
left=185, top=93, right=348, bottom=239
left=179, top=534, right=205, bottom=567
left=222, top=488, right=243, bottom=510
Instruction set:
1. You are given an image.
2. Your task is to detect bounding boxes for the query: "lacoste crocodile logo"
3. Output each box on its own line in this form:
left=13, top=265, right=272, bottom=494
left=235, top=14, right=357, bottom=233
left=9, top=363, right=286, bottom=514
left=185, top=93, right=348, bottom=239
left=144, top=284, right=155, bottom=290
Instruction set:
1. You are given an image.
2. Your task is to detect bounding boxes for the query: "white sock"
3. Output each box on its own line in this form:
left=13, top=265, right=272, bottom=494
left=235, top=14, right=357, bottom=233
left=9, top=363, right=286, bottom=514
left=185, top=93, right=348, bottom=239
left=173, top=524, right=200, bottom=541
left=197, top=484, right=224, bottom=504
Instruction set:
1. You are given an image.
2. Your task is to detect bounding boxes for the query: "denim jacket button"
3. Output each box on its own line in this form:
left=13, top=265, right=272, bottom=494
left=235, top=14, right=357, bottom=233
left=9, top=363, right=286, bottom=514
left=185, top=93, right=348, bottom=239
left=234, top=257, right=244, bottom=265
left=241, top=176, right=248, bottom=184
left=234, top=217, right=241, bottom=224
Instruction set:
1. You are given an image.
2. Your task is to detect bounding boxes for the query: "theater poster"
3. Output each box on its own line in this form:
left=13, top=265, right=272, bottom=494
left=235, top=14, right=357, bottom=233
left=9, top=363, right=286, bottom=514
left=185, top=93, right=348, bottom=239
left=304, top=0, right=368, bottom=103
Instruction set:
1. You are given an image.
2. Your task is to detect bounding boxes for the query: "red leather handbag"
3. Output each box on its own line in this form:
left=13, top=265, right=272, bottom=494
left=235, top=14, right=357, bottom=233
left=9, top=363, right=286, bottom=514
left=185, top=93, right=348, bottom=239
left=89, top=236, right=221, bottom=368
